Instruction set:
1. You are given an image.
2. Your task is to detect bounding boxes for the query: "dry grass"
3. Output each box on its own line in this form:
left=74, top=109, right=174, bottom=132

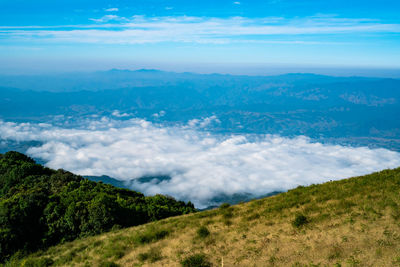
left=7, top=168, right=400, bottom=266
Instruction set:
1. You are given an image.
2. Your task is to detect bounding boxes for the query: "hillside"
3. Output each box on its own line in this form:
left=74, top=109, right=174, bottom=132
left=0, top=152, right=195, bottom=263
left=7, top=166, right=400, bottom=266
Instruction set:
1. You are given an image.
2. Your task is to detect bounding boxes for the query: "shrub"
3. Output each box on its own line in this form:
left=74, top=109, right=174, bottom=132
left=219, top=203, right=230, bottom=209
left=181, top=253, right=212, bottom=267
left=135, top=228, right=169, bottom=244
left=197, top=226, right=210, bottom=238
left=245, top=213, right=260, bottom=221
left=223, top=219, right=232, bottom=226
left=292, top=214, right=309, bottom=228
left=102, top=244, right=126, bottom=259
left=222, top=210, right=233, bottom=219
left=21, top=257, right=54, bottom=267
left=98, top=261, right=120, bottom=267
left=138, top=247, right=162, bottom=263
left=220, top=206, right=234, bottom=221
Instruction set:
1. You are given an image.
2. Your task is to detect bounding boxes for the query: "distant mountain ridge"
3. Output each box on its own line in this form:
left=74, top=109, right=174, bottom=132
left=0, top=69, right=386, bottom=92
left=1, top=71, right=399, bottom=150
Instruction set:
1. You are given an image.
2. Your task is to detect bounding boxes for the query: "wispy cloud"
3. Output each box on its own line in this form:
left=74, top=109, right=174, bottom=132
left=89, top=15, right=126, bottom=23
left=105, top=8, right=119, bottom=12
left=1, top=117, right=400, bottom=208
left=0, top=15, right=399, bottom=45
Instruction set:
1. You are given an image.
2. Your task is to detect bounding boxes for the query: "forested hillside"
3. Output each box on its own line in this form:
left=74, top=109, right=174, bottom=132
left=9, top=166, right=400, bottom=266
left=0, top=151, right=195, bottom=262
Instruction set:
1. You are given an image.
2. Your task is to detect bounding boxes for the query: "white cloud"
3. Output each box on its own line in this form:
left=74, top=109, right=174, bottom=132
left=1, top=117, right=400, bottom=208
left=187, top=116, right=220, bottom=128
left=89, top=15, right=125, bottom=23
left=105, top=8, right=119, bottom=12
left=111, top=110, right=132, bottom=118
left=234, top=2, right=241, bottom=5
left=152, top=110, right=166, bottom=118
left=1, top=15, right=399, bottom=45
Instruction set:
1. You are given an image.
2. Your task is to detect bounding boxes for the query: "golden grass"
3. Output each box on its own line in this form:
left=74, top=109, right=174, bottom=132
left=8, top=167, right=400, bottom=267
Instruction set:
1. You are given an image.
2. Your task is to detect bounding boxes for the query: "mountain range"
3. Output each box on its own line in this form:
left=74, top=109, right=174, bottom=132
left=1, top=70, right=399, bottom=151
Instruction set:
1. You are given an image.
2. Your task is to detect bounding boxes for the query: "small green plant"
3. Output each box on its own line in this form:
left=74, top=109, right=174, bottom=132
left=346, top=255, right=360, bottom=266
left=292, top=214, right=309, bottom=228
left=392, top=256, right=400, bottom=265
left=197, top=226, right=210, bottom=238
left=268, top=256, right=277, bottom=264
left=181, top=253, right=212, bottom=267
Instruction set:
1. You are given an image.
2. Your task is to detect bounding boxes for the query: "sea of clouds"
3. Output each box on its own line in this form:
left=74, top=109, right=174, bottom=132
left=1, top=116, right=400, bottom=208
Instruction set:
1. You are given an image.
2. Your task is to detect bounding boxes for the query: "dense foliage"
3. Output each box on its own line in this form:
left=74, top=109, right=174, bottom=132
left=0, top=151, right=195, bottom=262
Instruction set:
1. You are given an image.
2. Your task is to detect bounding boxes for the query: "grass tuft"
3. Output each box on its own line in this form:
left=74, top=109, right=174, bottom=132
left=138, top=247, right=162, bottom=263
left=134, top=227, right=170, bottom=244
left=181, top=253, right=212, bottom=267
left=98, top=260, right=120, bottom=267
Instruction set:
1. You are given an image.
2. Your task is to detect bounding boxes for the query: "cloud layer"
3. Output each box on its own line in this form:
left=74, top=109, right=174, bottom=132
left=1, top=15, right=400, bottom=45
left=1, top=117, right=400, bottom=208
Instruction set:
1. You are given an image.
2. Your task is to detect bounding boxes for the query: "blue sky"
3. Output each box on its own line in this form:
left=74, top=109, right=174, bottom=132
left=0, top=0, right=399, bottom=75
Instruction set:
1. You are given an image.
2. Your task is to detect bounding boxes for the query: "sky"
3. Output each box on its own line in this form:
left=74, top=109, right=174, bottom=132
left=0, top=0, right=400, bottom=74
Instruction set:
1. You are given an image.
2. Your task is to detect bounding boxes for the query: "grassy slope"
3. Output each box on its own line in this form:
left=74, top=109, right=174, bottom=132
left=8, top=167, right=400, bottom=267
